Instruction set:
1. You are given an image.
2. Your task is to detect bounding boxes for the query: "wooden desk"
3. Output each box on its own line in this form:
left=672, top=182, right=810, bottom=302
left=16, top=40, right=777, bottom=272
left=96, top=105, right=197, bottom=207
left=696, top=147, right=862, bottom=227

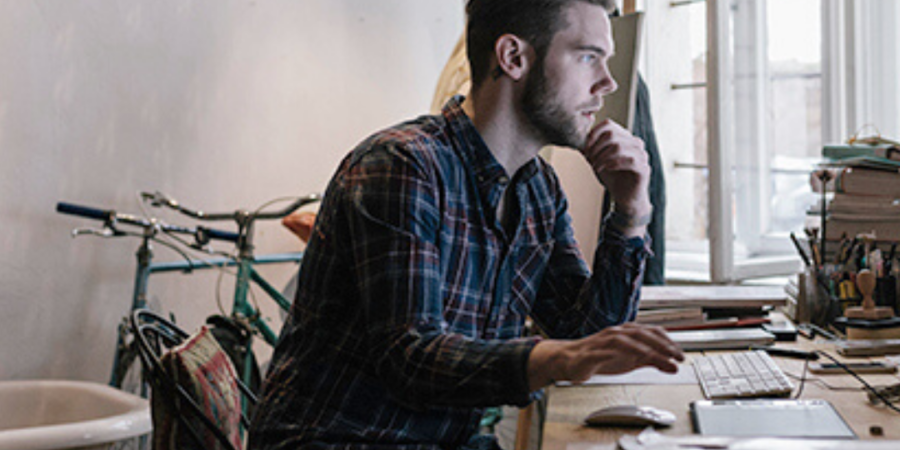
left=541, top=338, right=900, bottom=450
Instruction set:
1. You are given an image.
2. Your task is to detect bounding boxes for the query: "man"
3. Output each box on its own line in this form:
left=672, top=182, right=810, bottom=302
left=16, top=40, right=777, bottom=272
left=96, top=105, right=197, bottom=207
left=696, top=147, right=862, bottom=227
left=249, top=1, right=683, bottom=449
left=432, top=1, right=668, bottom=286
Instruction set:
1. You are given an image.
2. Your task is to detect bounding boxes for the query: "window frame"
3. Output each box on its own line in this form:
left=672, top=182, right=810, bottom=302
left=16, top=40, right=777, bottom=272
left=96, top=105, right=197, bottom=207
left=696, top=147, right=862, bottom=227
left=711, top=0, right=897, bottom=282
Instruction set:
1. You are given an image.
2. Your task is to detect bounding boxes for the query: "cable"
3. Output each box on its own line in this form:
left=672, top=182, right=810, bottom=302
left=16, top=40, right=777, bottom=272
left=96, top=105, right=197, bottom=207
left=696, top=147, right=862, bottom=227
left=250, top=196, right=302, bottom=220
left=814, top=350, right=900, bottom=414
left=247, top=281, right=262, bottom=319
left=149, top=237, right=195, bottom=267
left=784, top=371, right=864, bottom=392
left=136, top=191, right=154, bottom=223
left=792, top=357, right=811, bottom=400
left=216, top=260, right=230, bottom=316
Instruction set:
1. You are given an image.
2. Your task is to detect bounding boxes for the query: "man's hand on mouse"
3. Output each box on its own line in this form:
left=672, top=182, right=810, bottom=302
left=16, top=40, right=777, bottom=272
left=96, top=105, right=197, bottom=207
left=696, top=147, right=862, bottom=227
left=527, top=323, right=685, bottom=391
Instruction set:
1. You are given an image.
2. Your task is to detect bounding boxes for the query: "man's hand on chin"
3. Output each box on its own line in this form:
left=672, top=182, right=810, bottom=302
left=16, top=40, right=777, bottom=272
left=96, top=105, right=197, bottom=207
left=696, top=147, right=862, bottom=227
left=578, top=119, right=652, bottom=237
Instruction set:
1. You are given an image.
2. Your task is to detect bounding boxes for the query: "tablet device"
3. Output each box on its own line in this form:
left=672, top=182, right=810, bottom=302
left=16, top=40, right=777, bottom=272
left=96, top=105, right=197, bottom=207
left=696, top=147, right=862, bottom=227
left=690, top=399, right=856, bottom=438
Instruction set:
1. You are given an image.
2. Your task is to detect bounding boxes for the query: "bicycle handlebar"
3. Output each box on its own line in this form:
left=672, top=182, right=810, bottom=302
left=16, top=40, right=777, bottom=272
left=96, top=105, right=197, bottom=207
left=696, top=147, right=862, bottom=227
left=141, top=191, right=322, bottom=222
left=58, top=201, right=150, bottom=229
left=57, top=202, right=112, bottom=221
left=56, top=201, right=240, bottom=243
left=197, top=226, right=240, bottom=243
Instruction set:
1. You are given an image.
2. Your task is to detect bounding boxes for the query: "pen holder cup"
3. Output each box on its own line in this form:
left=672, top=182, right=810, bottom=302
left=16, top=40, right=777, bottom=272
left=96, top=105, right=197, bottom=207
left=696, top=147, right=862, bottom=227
left=875, top=276, right=898, bottom=315
left=797, top=268, right=841, bottom=327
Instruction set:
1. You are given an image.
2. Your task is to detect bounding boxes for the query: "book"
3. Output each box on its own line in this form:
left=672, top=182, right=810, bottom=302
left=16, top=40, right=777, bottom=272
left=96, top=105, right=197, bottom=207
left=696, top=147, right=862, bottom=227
left=636, top=306, right=772, bottom=331
left=811, top=166, right=900, bottom=197
left=821, top=155, right=900, bottom=171
left=823, top=215, right=900, bottom=241
left=829, top=193, right=900, bottom=215
left=636, top=307, right=704, bottom=323
left=664, top=316, right=770, bottom=332
left=704, top=306, right=770, bottom=319
left=823, top=143, right=900, bottom=161
left=835, top=339, right=900, bottom=356
left=640, top=286, right=788, bottom=309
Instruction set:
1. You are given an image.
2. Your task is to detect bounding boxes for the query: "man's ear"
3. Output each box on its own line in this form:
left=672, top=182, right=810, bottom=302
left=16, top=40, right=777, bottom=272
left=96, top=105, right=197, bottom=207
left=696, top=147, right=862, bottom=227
left=493, top=34, right=532, bottom=81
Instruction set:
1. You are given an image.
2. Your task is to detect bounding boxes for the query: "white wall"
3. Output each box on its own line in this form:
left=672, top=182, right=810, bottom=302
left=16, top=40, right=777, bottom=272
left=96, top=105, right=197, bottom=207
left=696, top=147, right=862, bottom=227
left=0, top=0, right=464, bottom=381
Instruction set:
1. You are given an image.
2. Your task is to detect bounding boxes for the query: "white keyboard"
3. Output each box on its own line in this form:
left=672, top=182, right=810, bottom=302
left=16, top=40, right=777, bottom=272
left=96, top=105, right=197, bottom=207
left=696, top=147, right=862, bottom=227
left=692, top=350, right=794, bottom=399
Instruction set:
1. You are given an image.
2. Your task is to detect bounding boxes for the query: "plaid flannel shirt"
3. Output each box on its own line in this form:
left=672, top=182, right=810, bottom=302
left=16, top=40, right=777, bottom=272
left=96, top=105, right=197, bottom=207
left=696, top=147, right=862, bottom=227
left=249, top=97, right=650, bottom=450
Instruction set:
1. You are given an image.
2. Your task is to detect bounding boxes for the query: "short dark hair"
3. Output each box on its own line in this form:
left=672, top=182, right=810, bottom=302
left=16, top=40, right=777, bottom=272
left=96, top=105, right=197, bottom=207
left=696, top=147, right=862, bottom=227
left=465, top=0, right=614, bottom=87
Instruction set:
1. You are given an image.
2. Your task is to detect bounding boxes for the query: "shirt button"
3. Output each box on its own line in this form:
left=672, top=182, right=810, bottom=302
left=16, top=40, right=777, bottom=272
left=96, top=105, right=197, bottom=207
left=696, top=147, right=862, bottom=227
left=498, top=176, right=509, bottom=184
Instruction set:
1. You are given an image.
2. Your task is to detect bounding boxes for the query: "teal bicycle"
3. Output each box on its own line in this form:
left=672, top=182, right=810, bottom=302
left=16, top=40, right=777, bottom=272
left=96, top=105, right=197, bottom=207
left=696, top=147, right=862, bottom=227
left=138, top=191, right=320, bottom=388
left=57, top=192, right=319, bottom=399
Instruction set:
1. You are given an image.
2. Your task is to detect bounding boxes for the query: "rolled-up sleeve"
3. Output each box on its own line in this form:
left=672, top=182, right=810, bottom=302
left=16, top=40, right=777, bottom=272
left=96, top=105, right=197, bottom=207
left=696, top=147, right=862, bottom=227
left=530, top=194, right=653, bottom=339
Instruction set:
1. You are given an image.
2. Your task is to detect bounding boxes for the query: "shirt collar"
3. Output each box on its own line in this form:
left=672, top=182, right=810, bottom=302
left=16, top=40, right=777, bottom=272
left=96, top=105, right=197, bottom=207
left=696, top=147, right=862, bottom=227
left=441, top=96, right=539, bottom=191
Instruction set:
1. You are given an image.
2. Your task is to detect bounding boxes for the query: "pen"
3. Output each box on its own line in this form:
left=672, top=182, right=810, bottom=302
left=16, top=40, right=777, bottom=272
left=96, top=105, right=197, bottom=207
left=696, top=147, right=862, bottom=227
left=834, top=233, right=848, bottom=264
left=886, top=243, right=897, bottom=275
left=808, top=323, right=839, bottom=340
left=816, top=170, right=833, bottom=267
left=790, top=232, right=811, bottom=267
left=840, top=237, right=858, bottom=266
left=749, top=345, right=819, bottom=360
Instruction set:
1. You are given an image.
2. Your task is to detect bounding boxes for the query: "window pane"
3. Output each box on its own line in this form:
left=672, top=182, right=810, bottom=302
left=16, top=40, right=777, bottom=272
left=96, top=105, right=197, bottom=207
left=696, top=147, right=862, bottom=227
left=767, top=0, right=822, bottom=159
left=727, top=0, right=820, bottom=277
left=649, top=1, right=708, bottom=245
left=644, top=0, right=710, bottom=277
left=764, top=0, right=822, bottom=237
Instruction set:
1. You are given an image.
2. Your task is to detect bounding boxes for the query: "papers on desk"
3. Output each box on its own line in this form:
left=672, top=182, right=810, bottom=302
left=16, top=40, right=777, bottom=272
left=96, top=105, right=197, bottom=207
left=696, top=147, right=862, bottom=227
left=555, top=364, right=697, bottom=387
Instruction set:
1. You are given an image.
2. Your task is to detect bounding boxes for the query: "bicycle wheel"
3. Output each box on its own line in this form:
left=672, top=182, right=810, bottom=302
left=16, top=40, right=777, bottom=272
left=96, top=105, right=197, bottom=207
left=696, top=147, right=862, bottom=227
left=206, top=315, right=262, bottom=393
left=111, top=339, right=146, bottom=396
left=110, top=343, right=150, bottom=450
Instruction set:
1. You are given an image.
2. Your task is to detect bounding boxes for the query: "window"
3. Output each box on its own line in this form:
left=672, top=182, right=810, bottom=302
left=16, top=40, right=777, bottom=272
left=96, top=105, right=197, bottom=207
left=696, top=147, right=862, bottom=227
left=640, top=0, right=900, bottom=283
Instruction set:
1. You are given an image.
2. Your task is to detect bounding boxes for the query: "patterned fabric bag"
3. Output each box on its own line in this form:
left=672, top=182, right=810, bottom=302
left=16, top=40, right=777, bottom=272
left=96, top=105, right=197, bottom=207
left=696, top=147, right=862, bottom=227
left=152, top=325, right=242, bottom=450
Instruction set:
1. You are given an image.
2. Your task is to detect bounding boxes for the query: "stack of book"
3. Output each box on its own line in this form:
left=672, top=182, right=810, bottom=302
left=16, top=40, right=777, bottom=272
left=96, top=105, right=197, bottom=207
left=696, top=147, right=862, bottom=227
left=636, top=286, right=787, bottom=331
left=812, top=143, right=900, bottom=247
left=636, top=307, right=707, bottom=330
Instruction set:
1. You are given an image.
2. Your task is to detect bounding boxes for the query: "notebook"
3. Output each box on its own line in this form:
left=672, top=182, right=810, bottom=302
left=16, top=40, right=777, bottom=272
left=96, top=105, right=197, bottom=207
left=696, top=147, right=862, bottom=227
left=835, top=339, right=900, bottom=356
left=668, top=328, right=775, bottom=351
left=691, top=399, right=856, bottom=438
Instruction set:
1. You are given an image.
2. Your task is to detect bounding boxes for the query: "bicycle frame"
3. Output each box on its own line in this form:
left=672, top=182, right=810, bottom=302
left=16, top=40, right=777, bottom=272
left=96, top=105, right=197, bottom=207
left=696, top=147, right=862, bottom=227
left=59, top=196, right=308, bottom=429
left=109, top=233, right=302, bottom=388
left=131, top=191, right=320, bottom=392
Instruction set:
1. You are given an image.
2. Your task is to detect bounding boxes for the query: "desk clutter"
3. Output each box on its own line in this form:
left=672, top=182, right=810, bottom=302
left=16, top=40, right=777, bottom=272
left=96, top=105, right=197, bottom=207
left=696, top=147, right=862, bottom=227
left=784, top=137, right=900, bottom=345
left=634, top=285, right=900, bottom=437
left=560, top=280, right=900, bottom=447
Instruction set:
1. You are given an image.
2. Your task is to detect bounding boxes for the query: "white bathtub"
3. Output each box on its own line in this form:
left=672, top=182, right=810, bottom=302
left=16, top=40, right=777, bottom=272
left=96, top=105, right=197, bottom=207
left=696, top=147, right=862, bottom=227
left=0, top=380, right=151, bottom=450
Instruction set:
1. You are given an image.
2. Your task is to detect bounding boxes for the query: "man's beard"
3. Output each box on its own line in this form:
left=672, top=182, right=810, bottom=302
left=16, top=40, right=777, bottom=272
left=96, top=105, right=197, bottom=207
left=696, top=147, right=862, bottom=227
left=522, top=59, right=587, bottom=149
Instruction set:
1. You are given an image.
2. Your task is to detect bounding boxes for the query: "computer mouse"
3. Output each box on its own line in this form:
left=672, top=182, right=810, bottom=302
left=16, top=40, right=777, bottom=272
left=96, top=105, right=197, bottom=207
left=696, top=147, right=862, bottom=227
left=584, top=405, right=676, bottom=427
